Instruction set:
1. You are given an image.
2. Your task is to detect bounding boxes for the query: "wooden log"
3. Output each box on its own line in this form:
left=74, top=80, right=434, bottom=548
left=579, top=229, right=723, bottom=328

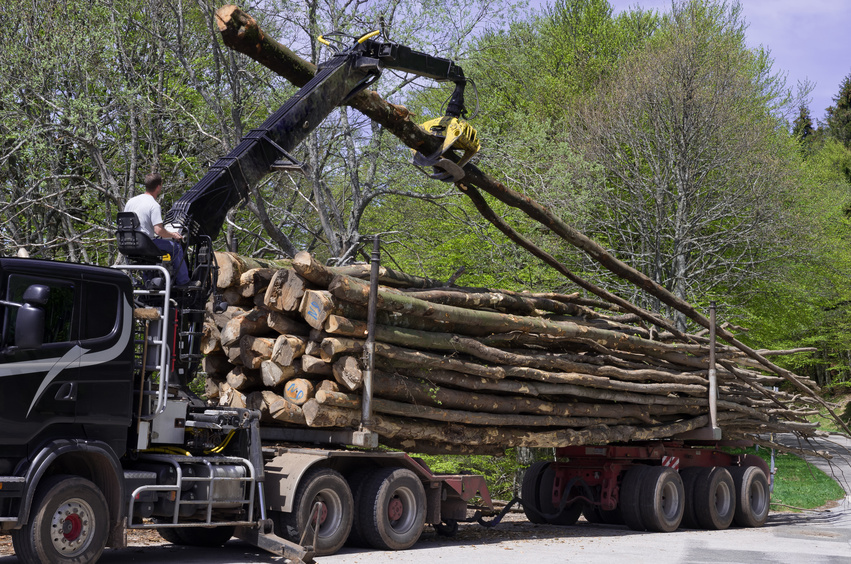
left=201, top=322, right=222, bottom=354
left=238, top=268, right=278, bottom=297
left=223, top=342, right=244, bottom=365
left=208, top=305, right=248, bottom=330
left=301, top=400, right=711, bottom=447
left=316, top=379, right=341, bottom=394
left=219, top=383, right=247, bottom=409
left=372, top=369, right=702, bottom=422
left=320, top=337, right=364, bottom=362
left=292, top=250, right=444, bottom=289
left=332, top=356, right=363, bottom=391
left=214, top=251, right=292, bottom=289
left=261, top=359, right=299, bottom=388
left=301, top=290, right=339, bottom=330
left=301, top=355, right=333, bottom=376
left=223, top=287, right=252, bottom=307
left=268, top=395, right=307, bottom=425
left=226, top=365, right=263, bottom=391
left=267, top=310, right=311, bottom=336
left=220, top=307, right=272, bottom=347
left=283, top=378, right=315, bottom=406
left=204, top=376, right=226, bottom=400
left=240, top=335, right=275, bottom=369
left=264, top=269, right=315, bottom=312
left=304, top=340, right=322, bottom=357
left=316, top=390, right=632, bottom=428
left=271, top=334, right=308, bottom=366
left=202, top=353, right=232, bottom=377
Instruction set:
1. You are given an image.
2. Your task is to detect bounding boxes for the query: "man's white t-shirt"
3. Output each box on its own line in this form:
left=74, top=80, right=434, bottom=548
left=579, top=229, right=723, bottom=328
left=124, top=193, right=162, bottom=238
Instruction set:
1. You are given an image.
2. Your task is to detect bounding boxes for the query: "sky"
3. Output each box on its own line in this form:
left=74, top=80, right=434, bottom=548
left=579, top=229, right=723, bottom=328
left=601, top=0, right=851, bottom=123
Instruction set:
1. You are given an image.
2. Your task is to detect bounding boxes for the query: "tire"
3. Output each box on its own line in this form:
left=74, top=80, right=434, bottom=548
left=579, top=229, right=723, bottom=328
left=538, top=464, right=582, bottom=526
left=154, top=525, right=185, bottom=545
left=619, top=465, right=650, bottom=531
left=11, top=475, right=109, bottom=564
left=678, top=467, right=702, bottom=529
left=357, top=467, right=426, bottom=551
left=639, top=467, right=684, bottom=532
left=278, top=467, right=353, bottom=556
left=729, top=466, right=770, bottom=528
left=521, top=461, right=550, bottom=524
left=345, top=468, right=373, bottom=547
left=693, top=467, right=735, bottom=530
left=171, top=526, right=235, bottom=547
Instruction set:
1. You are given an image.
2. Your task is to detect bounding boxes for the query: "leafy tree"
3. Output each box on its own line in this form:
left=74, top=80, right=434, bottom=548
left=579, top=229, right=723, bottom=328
left=825, top=72, right=851, bottom=148
left=793, top=104, right=815, bottom=141
left=569, top=0, right=798, bottom=329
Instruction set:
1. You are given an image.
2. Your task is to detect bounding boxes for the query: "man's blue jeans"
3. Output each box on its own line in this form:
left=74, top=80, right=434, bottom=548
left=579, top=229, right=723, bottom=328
left=153, top=239, right=191, bottom=286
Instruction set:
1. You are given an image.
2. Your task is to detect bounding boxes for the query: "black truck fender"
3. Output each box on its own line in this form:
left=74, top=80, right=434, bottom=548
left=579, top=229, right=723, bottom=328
left=16, top=438, right=127, bottom=548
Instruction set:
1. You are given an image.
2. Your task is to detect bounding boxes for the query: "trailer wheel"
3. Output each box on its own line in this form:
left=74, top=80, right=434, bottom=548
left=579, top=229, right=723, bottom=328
left=639, top=467, right=684, bottom=532
left=345, top=468, right=373, bottom=547
left=521, top=461, right=550, bottom=524
left=357, top=467, right=426, bottom=551
left=171, top=526, right=235, bottom=547
left=729, top=466, right=770, bottom=527
left=11, top=475, right=109, bottom=564
left=678, top=467, right=702, bottom=529
left=279, top=467, right=353, bottom=556
left=538, top=464, right=583, bottom=526
left=619, top=465, right=651, bottom=531
left=693, top=467, right=735, bottom=530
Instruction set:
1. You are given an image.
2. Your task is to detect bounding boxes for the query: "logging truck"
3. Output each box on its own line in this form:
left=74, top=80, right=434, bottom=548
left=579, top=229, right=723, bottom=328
left=0, top=28, right=771, bottom=564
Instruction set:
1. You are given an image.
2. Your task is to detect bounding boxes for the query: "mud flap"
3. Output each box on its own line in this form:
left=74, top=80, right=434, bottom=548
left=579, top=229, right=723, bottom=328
left=234, top=524, right=314, bottom=564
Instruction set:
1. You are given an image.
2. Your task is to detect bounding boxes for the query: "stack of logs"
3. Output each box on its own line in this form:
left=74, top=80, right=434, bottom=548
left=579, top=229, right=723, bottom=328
left=201, top=251, right=823, bottom=455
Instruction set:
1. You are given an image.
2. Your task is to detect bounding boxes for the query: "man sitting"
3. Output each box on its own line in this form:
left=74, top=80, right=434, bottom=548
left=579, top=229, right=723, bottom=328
left=123, top=172, right=192, bottom=286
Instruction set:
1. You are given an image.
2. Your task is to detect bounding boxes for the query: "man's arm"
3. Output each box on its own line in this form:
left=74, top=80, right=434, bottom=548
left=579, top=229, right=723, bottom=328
left=154, top=223, right=183, bottom=241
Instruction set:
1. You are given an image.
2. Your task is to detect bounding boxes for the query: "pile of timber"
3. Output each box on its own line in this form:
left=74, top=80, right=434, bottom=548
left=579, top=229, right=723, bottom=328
left=201, top=251, right=825, bottom=455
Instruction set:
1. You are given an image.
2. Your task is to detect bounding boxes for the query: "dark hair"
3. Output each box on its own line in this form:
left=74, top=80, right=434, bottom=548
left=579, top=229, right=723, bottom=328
left=144, top=173, right=162, bottom=193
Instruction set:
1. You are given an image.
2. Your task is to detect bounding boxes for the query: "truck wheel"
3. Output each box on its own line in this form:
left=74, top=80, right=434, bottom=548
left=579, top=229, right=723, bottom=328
left=357, top=467, right=426, bottom=551
left=11, top=475, right=109, bottom=564
left=521, top=461, right=550, bottom=524
left=678, top=467, right=702, bottom=529
left=729, top=466, right=770, bottom=527
left=619, top=465, right=650, bottom=531
left=538, top=464, right=582, bottom=526
left=279, top=467, right=353, bottom=556
left=154, top=524, right=184, bottom=545
left=693, top=467, right=735, bottom=530
left=172, top=526, right=235, bottom=547
left=639, top=467, right=684, bottom=532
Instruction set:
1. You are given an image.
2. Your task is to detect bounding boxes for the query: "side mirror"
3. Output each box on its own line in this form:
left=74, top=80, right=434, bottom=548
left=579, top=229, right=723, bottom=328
left=15, top=285, right=48, bottom=349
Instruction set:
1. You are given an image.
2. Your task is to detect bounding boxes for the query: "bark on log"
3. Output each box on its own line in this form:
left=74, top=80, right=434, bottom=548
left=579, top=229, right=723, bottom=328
left=238, top=268, right=278, bottom=297
left=215, top=251, right=292, bottom=289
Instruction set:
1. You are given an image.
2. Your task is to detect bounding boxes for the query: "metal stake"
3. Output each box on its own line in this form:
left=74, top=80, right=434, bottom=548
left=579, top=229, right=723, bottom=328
left=361, top=235, right=380, bottom=429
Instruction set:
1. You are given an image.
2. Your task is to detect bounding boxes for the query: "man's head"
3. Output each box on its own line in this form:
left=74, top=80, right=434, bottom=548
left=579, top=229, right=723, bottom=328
left=144, top=172, right=163, bottom=198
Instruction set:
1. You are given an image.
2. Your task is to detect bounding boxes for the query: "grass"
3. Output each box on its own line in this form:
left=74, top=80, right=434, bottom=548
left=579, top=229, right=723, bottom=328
left=726, top=445, right=846, bottom=511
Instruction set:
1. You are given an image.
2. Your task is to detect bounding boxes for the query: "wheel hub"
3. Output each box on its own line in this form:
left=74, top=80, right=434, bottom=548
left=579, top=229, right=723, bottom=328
left=388, top=496, right=404, bottom=521
left=51, top=499, right=93, bottom=556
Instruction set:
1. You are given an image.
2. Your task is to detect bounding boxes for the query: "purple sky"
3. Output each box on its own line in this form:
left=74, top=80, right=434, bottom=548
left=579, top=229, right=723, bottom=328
left=601, top=1, right=851, bottom=123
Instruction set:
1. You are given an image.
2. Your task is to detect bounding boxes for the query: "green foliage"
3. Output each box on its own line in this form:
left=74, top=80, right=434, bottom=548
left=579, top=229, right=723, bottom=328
left=417, top=449, right=526, bottom=500
left=825, top=72, right=851, bottom=148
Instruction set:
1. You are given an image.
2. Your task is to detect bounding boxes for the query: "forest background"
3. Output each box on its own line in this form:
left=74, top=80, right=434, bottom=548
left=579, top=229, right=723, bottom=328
left=2, top=0, right=851, bottom=394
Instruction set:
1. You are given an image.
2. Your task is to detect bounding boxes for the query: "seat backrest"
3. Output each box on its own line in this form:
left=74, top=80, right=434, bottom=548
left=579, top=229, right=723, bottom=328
left=116, top=211, right=164, bottom=261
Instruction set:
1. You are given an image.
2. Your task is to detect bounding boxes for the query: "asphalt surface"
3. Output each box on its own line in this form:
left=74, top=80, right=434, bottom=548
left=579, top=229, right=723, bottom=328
left=1, top=434, right=849, bottom=564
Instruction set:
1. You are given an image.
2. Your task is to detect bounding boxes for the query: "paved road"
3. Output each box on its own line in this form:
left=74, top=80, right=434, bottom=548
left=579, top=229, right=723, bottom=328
left=2, top=435, right=849, bottom=564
